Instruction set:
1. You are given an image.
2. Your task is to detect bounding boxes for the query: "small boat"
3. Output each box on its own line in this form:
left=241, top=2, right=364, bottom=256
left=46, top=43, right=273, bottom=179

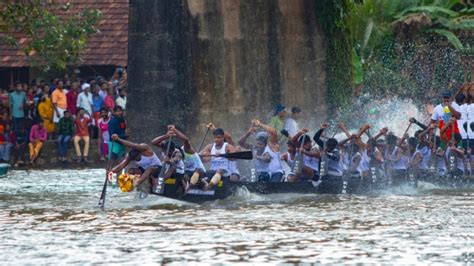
left=0, top=163, right=10, bottom=177
left=149, top=173, right=474, bottom=204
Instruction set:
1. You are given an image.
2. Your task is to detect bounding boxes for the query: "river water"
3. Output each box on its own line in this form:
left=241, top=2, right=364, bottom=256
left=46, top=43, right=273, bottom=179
left=1, top=169, right=473, bottom=265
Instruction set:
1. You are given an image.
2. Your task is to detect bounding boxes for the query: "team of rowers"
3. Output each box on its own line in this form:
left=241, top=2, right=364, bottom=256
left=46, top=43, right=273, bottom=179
left=107, top=89, right=474, bottom=193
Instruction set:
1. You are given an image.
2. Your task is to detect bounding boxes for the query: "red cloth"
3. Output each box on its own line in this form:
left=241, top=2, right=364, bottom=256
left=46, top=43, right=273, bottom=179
left=66, top=90, right=78, bottom=115
left=75, top=117, right=91, bottom=137
left=439, top=120, right=460, bottom=142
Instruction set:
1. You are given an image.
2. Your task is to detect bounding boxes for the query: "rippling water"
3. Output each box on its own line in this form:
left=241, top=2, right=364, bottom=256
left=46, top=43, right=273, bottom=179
left=1, top=170, right=473, bottom=264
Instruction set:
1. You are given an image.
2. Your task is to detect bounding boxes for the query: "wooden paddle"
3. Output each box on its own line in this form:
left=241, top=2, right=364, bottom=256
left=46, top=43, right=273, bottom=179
left=155, top=136, right=173, bottom=194
left=197, top=127, right=210, bottom=153
left=98, top=141, right=114, bottom=209
left=212, top=151, right=253, bottom=160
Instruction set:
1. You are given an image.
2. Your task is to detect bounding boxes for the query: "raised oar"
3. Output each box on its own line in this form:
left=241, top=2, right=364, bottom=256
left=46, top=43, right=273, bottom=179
left=98, top=141, right=114, bottom=209
left=197, top=127, right=210, bottom=153
left=211, top=151, right=253, bottom=160
left=155, top=136, right=173, bottom=194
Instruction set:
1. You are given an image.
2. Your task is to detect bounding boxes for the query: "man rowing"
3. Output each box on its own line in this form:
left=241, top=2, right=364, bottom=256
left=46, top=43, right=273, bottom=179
left=109, top=134, right=162, bottom=191
left=238, top=119, right=284, bottom=182
left=167, top=125, right=207, bottom=190
left=200, top=126, right=236, bottom=189
left=151, top=129, right=186, bottom=191
left=290, top=128, right=320, bottom=182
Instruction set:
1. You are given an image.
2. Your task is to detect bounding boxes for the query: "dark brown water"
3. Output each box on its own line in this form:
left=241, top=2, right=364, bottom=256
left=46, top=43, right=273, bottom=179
left=1, top=169, right=473, bottom=264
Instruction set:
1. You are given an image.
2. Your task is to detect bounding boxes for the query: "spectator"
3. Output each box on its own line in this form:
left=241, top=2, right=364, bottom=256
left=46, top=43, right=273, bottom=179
left=99, top=83, right=108, bottom=98
left=115, top=88, right=127, bottom=110
left=0, top=102, right=10, bottom=122
left=74, top=108, right=91, bottom=163
left=9, top=82, right=26, bottom=133
left=284, top=106, right=302, bottom=137
left=37, top=95, right=55, bottom=138
left=103, top=87, right=115, bottom=113
left=0, top=124, right=14, bottom=163
left=57, top=110, right=75, bottom=162
left=0, top=87, right=9, bottom=107
left=91, top=85, right=104, bottom=138
left=29, top=120, right=47, bottom=165
left=108, top=105, right=127, bottom=160
left=52, top=80, right=68, bottom=124
left=13, top=125, right=28, bottom=167
left=97, top=107, right=110, bottom=161
left=66, top=81, right=79, bottom=116
left=77, top=83, right=93, bottom=116
left=268, top=103, right=287, bottom=140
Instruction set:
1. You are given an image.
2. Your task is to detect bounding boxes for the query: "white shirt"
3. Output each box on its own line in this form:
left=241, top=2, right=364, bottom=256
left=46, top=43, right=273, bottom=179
left=431, top=102, right=460, bottom=123
left=116, top=96, right=126, bottom=110
left=284, top=117, right=299, bottom=137
left=77, top=92, right=93, bottom=114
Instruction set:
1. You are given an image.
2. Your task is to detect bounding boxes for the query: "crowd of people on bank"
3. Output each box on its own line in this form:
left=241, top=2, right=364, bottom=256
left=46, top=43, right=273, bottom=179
left=0, top=68, right=127, bottom=167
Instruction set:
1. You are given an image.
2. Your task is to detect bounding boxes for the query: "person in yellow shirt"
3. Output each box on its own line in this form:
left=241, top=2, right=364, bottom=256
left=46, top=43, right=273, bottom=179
left=51, top=81, right=67, bottom=124
left=37, top=95, right=55, bottom=136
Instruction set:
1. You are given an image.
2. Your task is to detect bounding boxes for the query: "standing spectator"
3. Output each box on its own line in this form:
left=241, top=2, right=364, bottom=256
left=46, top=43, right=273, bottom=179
left=99, top=82, right=108, bottom=98
left=108, top=106, right=127, bottom=160
left=268, top=103, right=287, bottom=140
left=74, top=108, right=91, bottom=163
left=91, top=85, right=104, bottom=138
left=66, top=81, right=79, bottom=116
left=77, top=83, right=93, bottom=116
left=284, top=106, right=302, bottom=138
left=9, top=82, right=26, bottom=133
left=37, top=95, right=55, bottom=138
left=103, top=88, right=115, bottom=113
left=13, top=125, right=28, bottom=167
left=0, top=124, right=14, bottom=163
left=52, top=80, right=68, bottom=124
left=29, top=121, right=47, bottom=165
left=97, top=107, right=110, bottom=161
left=57, top=110, right=75, bottom=162
left=115, top=88, right=127, bottom=110
left=0, top=87, right=10, bottom=107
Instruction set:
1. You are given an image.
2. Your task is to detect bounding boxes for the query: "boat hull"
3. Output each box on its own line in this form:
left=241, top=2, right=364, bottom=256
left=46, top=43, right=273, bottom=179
left=149, top=174, right=474, bottom=204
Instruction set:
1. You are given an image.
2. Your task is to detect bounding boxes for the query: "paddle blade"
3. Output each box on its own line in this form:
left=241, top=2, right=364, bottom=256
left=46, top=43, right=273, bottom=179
left=219, top=151, right=253, bottom=160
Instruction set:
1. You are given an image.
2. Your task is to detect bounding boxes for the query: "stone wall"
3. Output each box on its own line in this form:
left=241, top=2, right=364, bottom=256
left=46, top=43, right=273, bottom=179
left=127, top=0, right=327, bottom=143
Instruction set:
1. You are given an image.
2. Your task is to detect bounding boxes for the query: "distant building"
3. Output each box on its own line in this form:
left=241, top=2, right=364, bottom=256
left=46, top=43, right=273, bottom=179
left=0, top=0, right=128, bottom=89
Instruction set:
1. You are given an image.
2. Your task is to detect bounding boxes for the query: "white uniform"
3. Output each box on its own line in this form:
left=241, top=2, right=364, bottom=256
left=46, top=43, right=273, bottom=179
left=210, top=143, right=230, bottom=177
left=183, top=148, right=205, bottom=172
left=136, top=153, right=162, bottom=169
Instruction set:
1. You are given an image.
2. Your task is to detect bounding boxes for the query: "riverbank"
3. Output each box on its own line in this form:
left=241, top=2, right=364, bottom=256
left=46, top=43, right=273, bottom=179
left=11, top=139, right=107, bottom=170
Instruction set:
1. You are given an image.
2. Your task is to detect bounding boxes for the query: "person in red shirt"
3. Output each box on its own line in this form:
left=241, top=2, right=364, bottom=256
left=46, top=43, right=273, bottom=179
left=74, top=108, right=91, bottom=163
left=66, top=81, right=79, bottom=116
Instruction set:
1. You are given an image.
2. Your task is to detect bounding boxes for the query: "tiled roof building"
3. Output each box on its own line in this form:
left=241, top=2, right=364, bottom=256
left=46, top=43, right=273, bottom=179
left=0, top=0, right=128, bottom=68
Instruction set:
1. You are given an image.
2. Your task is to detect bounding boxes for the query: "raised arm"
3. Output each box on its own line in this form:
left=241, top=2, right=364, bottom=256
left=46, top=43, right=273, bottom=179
left=169, top=125, right=194, bottom=154
left=409, top=117, right=428, bottom=130
left=255, top=119, right=278, bottom=144
left=337, top=122, right=351, bottom=139
left=312, top=123, right=328, bottom=149
left=111, top=134, right=148, bottom=152
left=238, top=125, right=255, bottom=150
left=151, top=131, right=172, bottom=147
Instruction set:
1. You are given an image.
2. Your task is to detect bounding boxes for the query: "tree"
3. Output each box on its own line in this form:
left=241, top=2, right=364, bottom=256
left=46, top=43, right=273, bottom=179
left=0, top=0, right=101, bottom=71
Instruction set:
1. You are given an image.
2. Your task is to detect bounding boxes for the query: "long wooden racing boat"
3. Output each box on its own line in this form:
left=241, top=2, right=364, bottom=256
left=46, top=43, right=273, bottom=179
left=149, top=173, right=474, bottom=204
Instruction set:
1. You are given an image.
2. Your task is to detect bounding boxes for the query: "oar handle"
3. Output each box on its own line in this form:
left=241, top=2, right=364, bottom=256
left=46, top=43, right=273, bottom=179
left=197, top=127, right=210, bottom=153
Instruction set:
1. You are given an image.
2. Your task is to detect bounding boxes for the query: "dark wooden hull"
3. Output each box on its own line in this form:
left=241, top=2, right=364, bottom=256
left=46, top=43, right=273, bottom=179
left=149, top=173, right=474, bottom=204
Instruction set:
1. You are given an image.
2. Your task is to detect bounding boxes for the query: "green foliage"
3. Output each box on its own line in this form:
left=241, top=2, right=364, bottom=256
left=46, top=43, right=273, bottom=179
left=0, top=0, right=101, bottom=71
left=315, top=0, right=354, bottom=109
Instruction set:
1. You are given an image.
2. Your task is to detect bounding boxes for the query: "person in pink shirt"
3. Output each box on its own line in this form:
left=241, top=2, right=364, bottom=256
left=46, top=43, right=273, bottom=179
left=103, top=88, right=115, bottom=113
left=97, top=107, right=110, bottom=161
left=29, top=120, right=47, bottom=165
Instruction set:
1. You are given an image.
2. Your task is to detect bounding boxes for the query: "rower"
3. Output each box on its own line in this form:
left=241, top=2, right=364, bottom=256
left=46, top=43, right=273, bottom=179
left=281, top=141, right=297, bottom=179
left=167, top=125, right=207, bottom=190
left=200, top=127, right=235, bottom=189
left=109, top=134, right=162, bottom=191
left=290, top=128, right=320, bottom=182
left=238, top=120, right=284, bottom=182
left=151, top=130, right=186, bottom=189
left=384, top=134, right=408, bottom=185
